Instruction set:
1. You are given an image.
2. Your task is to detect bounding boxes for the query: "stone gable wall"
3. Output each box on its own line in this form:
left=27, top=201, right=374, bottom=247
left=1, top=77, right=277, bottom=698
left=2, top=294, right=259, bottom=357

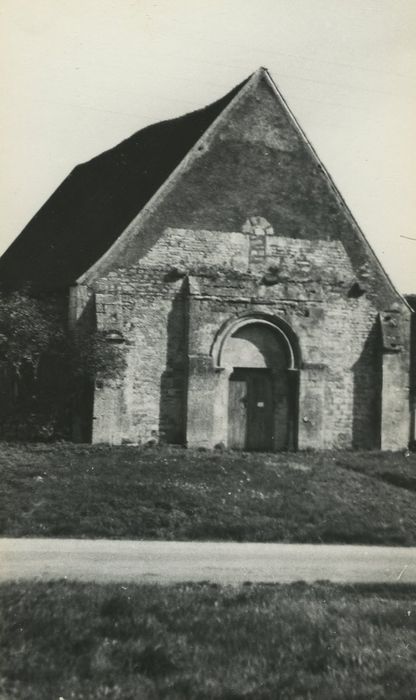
left=89, top=74, right=400, bottom=311
left=75, top=225, right=411, bottom=449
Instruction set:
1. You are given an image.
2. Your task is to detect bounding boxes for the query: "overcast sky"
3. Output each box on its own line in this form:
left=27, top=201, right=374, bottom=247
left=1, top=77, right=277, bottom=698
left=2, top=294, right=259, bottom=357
left=0, top=0, right=415, bottom=292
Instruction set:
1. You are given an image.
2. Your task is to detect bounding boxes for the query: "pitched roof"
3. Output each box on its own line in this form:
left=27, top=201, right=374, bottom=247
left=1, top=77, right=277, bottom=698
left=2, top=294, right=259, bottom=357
left=78, top=67, right=404, bottom=308
left=0, top=77, right=248, bottom=290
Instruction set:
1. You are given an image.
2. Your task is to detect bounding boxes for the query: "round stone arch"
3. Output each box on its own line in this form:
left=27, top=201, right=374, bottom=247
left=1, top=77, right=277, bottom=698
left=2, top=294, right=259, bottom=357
left=211, top=313, right=301, bottom=371
left=211, top=314, right=300, bottom=452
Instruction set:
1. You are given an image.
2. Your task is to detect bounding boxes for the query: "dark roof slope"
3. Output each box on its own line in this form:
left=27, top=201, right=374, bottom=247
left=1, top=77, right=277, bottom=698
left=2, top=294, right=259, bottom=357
left=406, top=295, right=416, bottom=311
left=0, top=79, right=247, bottom=290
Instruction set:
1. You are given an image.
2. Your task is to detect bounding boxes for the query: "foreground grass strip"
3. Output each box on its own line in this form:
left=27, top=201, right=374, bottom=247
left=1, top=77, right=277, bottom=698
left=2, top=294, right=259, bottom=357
left=1, top=581, right=415, bottom=699
left=1, top=443, right=415, bottom=544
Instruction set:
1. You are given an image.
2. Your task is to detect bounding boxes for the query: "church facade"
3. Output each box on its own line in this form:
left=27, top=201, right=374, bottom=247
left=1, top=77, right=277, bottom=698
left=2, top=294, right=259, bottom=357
left=1, top=68, right=413, bottom=449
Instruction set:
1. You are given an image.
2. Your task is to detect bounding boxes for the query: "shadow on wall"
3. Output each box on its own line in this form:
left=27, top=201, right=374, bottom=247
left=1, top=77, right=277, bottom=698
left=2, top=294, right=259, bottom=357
left=351, top=320, right=382, bottom=449
left=410, top=310, right=416, bottom=448
left=158, top=285, right=189, bottom=445
left=72, top=295, right=96, bottom=443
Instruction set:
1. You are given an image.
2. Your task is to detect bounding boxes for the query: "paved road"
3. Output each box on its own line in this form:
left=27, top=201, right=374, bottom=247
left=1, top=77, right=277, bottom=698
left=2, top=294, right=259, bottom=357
left=1, top=539, right=415, bottom=584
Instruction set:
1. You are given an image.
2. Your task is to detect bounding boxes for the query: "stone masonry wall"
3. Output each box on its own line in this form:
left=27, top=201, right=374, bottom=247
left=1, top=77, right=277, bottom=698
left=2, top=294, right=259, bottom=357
left=78, top=224, right=411, bottom=449
left=187, top=286, right=381, bottom=449
left=77, top=69, right=411, bottom=448
left=90, top=269, right=188, bottom=445
left=91, top=72, right=400, bottom=312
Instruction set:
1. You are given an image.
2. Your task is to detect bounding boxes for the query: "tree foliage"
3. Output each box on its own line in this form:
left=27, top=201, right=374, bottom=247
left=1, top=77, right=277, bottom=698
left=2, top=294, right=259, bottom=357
left=0, top=290, right=61, bottom=376
left=0, top=288, right=125, bottom=440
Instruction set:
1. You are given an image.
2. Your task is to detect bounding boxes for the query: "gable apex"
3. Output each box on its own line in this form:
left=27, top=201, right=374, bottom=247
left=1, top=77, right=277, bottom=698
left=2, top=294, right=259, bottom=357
left=79, top=68, right=406, bottom=309
left=0, top=65, right=407, bottom=311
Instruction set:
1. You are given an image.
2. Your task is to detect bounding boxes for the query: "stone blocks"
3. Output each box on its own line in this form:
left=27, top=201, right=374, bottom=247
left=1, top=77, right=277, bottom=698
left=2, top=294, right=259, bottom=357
left=76, top=224, right=411, bottom=449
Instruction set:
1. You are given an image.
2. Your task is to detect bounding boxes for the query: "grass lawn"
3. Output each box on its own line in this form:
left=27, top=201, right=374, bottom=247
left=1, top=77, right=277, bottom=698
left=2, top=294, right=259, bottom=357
left=1, top=580, right=415, bottom=699
left=0, top=443, right=415, bottom=544
left=335, top=452, right=416, bottom=492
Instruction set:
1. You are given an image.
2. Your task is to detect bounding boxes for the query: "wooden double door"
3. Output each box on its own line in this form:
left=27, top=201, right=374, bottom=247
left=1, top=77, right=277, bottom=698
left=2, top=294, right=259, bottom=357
left=228, top=368, right=275, bottom=451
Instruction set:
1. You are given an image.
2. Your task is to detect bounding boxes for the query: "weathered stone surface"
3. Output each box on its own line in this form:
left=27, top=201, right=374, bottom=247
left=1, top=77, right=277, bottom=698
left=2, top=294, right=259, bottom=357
left=2, top=68, right=411, bottom=449
left=68, top=69, right=412, bottom=449
left=81, top=222, right=410, bottom=449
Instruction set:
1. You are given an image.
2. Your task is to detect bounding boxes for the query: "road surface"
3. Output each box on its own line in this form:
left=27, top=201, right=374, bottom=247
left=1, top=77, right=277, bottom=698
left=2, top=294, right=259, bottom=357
left=1, top=539, right=415, bottom=584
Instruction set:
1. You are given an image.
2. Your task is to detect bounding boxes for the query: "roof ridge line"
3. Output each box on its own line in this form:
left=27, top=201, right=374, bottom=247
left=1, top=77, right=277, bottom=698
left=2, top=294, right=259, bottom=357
left=78, top=69, right=261, bottom=285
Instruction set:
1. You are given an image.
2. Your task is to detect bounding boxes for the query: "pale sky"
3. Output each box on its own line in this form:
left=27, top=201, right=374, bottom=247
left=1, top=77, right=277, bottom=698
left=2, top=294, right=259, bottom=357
left=0, top=0, right=415, bottom=292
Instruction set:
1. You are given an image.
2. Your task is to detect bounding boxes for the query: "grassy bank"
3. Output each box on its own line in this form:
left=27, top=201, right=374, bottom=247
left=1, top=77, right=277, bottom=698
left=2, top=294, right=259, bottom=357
left=1, top=580, right=415, bottom=699
left=0, top=443, right=415, bottom=544
left=335, top=452, right=416, bottom=492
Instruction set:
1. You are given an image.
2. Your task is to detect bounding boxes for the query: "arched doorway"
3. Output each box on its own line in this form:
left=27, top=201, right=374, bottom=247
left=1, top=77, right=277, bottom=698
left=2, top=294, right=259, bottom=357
left=214, top=317, right=299, bottom=451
